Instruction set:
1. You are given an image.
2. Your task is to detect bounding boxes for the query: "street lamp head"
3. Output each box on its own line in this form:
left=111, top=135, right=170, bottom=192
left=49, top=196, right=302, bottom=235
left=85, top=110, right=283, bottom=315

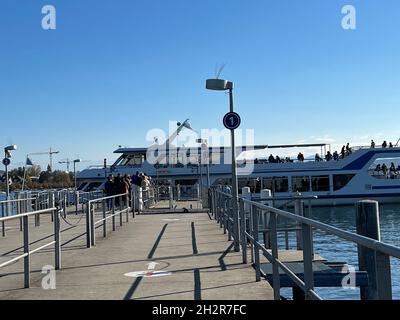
left=73, top=159, right=81, bottom=163
left=206, top=79, right=233, bottom=91
left=4, top=145, right=17, bottom=152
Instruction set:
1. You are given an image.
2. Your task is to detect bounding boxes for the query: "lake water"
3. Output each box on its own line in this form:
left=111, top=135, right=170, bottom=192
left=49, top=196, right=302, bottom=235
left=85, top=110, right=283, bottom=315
left=278, top=204, right=400, bottom=300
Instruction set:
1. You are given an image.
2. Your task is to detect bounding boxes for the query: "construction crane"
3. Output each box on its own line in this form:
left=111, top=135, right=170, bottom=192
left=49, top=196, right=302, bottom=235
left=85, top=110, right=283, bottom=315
left=59, top=158, right=90, bottom=173
left=58, top=159, right=72, bottom=172
left=29, top=148, right=60, bottom=171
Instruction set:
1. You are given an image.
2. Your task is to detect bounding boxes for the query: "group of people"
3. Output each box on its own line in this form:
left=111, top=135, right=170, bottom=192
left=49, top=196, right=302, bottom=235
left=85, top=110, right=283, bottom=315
left=103, top=171, right=152, bottom=209
left=245, top=140, right=398, bottom=165
left=371, top=140, right=395, bottom=149
left=374, top=162, right=400, bottom=178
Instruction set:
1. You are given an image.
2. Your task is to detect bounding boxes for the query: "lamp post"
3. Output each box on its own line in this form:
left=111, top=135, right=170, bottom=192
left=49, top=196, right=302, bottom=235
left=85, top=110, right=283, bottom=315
left=197, top=139, right=210, bottom=189
left=73, top=159, right=81, bottom=190
left=206, top=79, right=240, bottom=252
left=3, top=145, right=17, bottom=215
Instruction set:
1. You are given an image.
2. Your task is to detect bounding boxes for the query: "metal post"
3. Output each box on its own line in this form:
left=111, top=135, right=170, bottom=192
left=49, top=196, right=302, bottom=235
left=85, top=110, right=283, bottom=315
left=126, top=194, right=129, bottom=223
left=269, top=211, right=281, bottom=300
left=90, top=203, right=95, bottom=246
left=223, top=199, right=227, bottom=235
left=239, top=199, right=247, bottom=264
left=75, top=191, right=79, bottom=215
left=131, top=189, right=135, bottom=218
left=169, top=186, right=173, bottom=209
left=1, top=203, right=5, bottom=237
left=63, top=193, right=67, bottom=218
left=35, top=197, right=40, bottom=226
left=249, top=205, right=254, bottom=263
left=356, top=200, right=392, bottom=300
left=54, top=207, right=61, bottom=270
left=17, top=195, right=22, bottom=231
left=260, top=189, right=272, bottom=249
left=4, top=152, right=11, bottom=217
left=112, top=197, right=116, bottom=231
left=302, top=213, right=315, bottom=300
left=227, top=199, right=232, bottom=241
left=120, top=196, right=123, bottom=226
left=103, top=199, right=107, bottom=238
left=252, top=208, right=261, bottom=282
left=23, top=215, right=30, bottom=288
left=294, top=198, right=304, bottom=250
left=86, top=202, right=92, bottom=248
left=229, top=88, right=240, bottom=252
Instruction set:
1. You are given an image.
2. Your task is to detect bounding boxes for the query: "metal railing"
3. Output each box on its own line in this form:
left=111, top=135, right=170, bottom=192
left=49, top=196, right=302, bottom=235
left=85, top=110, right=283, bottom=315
left=85, top=192, right=133, bottom=248
left=0, top=189, right=142, bottom=291
left=0, top=205, right=61, bottom=288
left=1, top=189, right=104, bottom=237
left=211, top=187, right=400, bottom=300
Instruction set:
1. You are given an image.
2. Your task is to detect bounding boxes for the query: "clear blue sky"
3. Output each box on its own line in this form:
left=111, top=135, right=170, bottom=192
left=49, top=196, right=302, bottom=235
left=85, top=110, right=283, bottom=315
left=1, top=0, right=400, bottom=170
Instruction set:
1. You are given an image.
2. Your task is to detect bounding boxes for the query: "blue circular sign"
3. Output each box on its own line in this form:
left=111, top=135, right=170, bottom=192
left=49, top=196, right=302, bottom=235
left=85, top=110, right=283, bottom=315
left=2, top=158, right=10, bottom=166
left=223, top=112, right=241, bottom=130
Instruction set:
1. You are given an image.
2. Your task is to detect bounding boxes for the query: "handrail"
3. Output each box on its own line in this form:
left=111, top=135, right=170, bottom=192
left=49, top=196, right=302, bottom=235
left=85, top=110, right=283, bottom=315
left=86, top=192, right=133, bottom=248
left=0, top=197, right=36, bottom=205
left=240, top=197, right=400, bottom=259
left=0, top=208, right=55, bottom=222
left=88, top=193, right=128, bottom=203
left=211, top=188, right=400, bottom=300
left=0, top=206, right=61, bottom=288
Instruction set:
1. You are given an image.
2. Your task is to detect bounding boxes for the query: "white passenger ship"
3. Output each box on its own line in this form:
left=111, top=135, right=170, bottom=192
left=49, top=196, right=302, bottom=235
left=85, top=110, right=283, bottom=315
left=77, top=120, right=400, bottom=206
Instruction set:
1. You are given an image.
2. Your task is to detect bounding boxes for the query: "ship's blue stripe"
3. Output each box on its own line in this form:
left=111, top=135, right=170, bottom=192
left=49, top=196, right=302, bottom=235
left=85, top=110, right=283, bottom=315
left=343, top=149, right=400, bottom=170
left=312, top=193, right=400, bottom=199
left=251, top=193, right=400, bottom=201
left=372, top=185, right=400, bottom=190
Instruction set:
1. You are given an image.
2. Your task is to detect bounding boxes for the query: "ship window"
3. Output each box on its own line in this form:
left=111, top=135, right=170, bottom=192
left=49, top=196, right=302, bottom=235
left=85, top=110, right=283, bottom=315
left=263, top=177, right=289, bottom=193
left=120, top=154, right=144, bottom=167
left=85, top=182, right=102, bottom=192
left=311, top=176, right=330, bottom=192
left=292, top=176, right=310, bottom=192
left=333, top=174, right=355, bottom=191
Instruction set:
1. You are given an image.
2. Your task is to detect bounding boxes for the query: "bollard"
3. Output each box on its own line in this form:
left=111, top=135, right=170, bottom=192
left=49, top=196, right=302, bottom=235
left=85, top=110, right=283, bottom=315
left=356, top=200, right=392, bottom=300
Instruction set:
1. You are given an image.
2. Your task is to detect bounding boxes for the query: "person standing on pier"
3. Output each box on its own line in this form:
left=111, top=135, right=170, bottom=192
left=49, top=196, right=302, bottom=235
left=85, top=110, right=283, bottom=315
left=104, top=175, right=114, bottom=210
